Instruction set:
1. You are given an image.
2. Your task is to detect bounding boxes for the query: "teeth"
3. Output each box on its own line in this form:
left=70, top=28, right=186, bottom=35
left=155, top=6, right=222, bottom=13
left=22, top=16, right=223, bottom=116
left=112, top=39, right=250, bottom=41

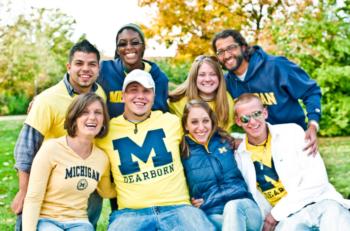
left=86, top=123, right=96, bottom=127
left=126, top=53, right=136, bottom=58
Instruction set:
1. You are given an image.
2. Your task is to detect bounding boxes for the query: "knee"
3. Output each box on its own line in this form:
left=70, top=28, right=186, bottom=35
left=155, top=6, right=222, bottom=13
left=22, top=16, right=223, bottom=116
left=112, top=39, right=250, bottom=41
left=223, top=199, right=244, bottom=213
left=319, top=199, right=347, bottom=216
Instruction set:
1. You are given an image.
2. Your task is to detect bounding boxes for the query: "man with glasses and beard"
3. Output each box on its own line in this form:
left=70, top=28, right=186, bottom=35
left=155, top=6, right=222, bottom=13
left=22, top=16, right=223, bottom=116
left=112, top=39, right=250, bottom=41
left=234, top=93, right=350, bottom=231
left=212, top=29, right=321, bottom=155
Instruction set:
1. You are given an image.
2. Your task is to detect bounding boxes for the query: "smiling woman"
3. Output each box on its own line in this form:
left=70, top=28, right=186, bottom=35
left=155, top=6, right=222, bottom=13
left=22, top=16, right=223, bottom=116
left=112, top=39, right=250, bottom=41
left=180, top=99, right=263, bottom=231
left=168, top=55, right=235, bottom=131
left=21, top=93, right=116, bottom=231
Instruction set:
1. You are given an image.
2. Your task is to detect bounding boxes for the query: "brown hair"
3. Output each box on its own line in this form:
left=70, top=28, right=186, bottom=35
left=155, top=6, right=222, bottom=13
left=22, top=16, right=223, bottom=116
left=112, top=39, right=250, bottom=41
left=234, top=93, right=264, bottom=117
left=180, top=99, right=234, bottom=158
left=64, top=93, right=109, bottom=138
left=169, top=55, right=230, bottom=128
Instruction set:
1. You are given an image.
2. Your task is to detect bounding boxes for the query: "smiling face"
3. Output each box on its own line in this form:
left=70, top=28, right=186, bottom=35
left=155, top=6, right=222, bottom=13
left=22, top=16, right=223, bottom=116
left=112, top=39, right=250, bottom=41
left=122, top=82, right=154, bottom=121
left=75, top=100, right=104, bottom=139
left=235, top=98, right=268, bottom=145
left=196, top=62, right=220, bottom=99
left=66, top=51, right=99, bottom=94
left=185, top=106, right=213, bottom=145
left=116, top=29, right=145, bottom=70
left=215, top=36, right=247, bottom=74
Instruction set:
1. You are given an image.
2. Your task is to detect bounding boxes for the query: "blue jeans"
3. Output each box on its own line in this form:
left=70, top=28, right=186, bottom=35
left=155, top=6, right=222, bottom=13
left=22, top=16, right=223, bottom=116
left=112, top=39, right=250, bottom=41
left=275, top=199, right=350, bottom=231
left=15, top=214, right=22, bottom=231
left=208, top=198, right=262, bottom=231
left=15, top=191, right=102, bottom=231
left=37, top=218, right=94, bottom=231
left=87, top=190, right=103, bottom=229
left=108, top=204, right=215, bottom=231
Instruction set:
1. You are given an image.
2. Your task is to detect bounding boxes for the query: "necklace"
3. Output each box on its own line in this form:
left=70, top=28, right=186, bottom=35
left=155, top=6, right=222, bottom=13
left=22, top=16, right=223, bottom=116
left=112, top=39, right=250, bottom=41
left=123, top=114, right=150, bottom=134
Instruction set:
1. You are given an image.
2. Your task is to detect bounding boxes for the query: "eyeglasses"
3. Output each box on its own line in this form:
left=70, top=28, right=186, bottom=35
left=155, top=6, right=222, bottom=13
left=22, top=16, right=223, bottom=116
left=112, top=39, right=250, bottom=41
left=239, top=110, right=263, bottom=124
left=117, top=41, right=143, bottom=49
left=216, top=43, right=240, bottom=57
left=194, top=55, right=219, bottom=63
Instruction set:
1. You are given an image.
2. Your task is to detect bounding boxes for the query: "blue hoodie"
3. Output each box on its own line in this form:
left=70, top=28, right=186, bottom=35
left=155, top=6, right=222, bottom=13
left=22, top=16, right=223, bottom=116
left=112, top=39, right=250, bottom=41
left=225, top=46, right=321, bottom=129
left=98, top=58, right=169, bottom=118
left=182, top=132, right=253, bottom=215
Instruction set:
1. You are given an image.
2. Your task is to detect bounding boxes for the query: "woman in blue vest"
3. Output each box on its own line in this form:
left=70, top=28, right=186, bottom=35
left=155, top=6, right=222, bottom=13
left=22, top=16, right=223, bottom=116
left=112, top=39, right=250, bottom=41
left=181, top=99, right=262, bottom=231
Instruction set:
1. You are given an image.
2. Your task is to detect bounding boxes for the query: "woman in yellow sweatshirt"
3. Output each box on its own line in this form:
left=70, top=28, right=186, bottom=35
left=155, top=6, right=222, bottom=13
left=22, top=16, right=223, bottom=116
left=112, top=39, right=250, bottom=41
left=22, top=93, right=116, bottom=231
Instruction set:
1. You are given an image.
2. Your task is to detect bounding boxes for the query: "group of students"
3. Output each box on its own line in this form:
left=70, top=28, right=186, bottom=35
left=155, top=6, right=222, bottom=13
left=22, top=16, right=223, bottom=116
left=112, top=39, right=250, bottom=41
left=11, top=23, right=350, bottom=231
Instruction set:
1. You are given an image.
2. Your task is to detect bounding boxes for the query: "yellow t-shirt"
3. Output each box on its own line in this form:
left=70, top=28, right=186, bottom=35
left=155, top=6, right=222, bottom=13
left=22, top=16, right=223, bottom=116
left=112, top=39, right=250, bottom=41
left=25, top=80, right=106, bottom=140
left=168, top=93, right=235, bottom=131
left=22, top=137, right=116, bottom=231
left=246, top=134, right=288, bottom=206
left=96, top=111, right=190, bottom=209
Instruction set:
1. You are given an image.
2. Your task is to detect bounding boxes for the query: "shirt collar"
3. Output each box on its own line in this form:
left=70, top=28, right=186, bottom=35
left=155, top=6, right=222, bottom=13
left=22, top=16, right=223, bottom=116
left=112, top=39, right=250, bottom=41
left=63, top=73, right=98, bottom=97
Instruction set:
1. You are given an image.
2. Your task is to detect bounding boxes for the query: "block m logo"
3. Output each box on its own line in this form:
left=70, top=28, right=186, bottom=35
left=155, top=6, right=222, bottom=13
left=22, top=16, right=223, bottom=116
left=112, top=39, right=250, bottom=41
left=113, top=129, right=173, bottom=175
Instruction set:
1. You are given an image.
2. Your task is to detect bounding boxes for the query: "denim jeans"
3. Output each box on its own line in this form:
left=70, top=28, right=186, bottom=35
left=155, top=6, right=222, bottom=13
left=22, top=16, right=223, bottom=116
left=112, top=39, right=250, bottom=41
left=37, top=218, right=94, bottom=231
left=15, top=214, right=22, bottom=231
left=275, top=199, right=350, bottom=231
left=108, top=204, right=215, bottom=231
left=15, top=190, right=102, bottom=231
left=87, top=190, right=103, bottom=229
left=207, top=214, right=223, bottom=231
left=216, top=198, right=262, bottom=231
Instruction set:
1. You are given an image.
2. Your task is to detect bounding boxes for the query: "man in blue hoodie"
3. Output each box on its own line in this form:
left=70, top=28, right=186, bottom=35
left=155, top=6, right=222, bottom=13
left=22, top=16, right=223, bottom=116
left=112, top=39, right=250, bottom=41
left=212, top=29, right=321, bottom=154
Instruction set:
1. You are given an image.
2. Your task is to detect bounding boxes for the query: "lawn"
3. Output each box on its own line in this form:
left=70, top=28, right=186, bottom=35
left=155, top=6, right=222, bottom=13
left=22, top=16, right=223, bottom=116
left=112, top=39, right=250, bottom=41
left=0, top=119, right=349, bottom=230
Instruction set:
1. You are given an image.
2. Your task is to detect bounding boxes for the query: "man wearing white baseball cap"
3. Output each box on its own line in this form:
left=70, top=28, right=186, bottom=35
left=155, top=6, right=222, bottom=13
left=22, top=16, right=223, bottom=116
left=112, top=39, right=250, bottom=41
left=122, top=69, right=156, bottom=92
left=97, top=70, right=214, bottom=231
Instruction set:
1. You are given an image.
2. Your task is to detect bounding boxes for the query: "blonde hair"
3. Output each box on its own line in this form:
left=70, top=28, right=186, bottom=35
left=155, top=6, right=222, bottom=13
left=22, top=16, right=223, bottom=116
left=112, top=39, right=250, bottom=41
left=169, top=56, right=230, bottom=128
left=234, top=93, right=264, bottom=117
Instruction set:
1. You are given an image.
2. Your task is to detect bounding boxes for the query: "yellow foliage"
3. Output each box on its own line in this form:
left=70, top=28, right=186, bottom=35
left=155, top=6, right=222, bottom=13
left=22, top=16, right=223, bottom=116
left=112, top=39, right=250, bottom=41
left=138, top=0, right=300, bottom=59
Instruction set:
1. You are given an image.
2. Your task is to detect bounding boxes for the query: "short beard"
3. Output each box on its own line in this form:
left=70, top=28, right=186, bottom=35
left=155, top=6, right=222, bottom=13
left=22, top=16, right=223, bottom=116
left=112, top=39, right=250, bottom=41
left=228, top=54, right=244, bottom=73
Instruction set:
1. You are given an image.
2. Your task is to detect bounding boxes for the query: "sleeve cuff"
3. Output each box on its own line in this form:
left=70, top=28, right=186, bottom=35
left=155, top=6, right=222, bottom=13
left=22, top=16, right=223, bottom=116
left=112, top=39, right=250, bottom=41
left=308, top=120, right=319, bottom=132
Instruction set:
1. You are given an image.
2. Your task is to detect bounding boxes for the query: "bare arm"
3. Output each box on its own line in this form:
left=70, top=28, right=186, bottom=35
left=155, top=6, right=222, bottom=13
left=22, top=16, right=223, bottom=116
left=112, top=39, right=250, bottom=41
left=12, top=124, right=44, bottom=214
left=11, top=171, right=29, bottom=214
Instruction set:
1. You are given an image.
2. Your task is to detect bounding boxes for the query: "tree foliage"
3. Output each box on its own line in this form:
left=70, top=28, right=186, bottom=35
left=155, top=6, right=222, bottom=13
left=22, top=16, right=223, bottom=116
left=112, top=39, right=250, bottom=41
left=141, top=0, right=350, bottom=135
left=0, top=1, right=81, bottom=114
left=139, top=0, right=309, bottom=58
left=267, top=0, right=350, bottom=136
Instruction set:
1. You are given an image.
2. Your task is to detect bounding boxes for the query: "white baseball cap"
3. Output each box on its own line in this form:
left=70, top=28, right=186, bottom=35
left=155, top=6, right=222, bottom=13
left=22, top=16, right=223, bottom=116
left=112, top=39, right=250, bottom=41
left=122, top=69, right=155, bottom=92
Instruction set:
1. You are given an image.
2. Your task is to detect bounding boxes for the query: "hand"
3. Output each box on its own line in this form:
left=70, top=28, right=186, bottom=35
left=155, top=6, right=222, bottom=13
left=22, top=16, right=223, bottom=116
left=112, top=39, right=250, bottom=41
left=233, top=138, right=242, bottom=150
left=262, top=212, right=278, bottom=231
left=11, top=190, right=26, bottom=214
left=191, top=197, right=204, bottom=208
left=303, top=124, right=318, bottom=156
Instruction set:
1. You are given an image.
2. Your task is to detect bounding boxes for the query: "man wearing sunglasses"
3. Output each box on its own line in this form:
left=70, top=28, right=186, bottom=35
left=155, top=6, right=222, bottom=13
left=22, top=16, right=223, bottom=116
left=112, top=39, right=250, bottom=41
left=212, top=29, right=321, bottom=155
left=234, top=93, right=350, bottom=231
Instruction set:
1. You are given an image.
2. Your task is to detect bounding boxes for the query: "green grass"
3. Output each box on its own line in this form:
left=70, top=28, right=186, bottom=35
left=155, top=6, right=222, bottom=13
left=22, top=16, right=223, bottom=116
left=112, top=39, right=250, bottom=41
left=0, top=119, right=349, bottom=230
left=0, top=119, right=110, bottom=230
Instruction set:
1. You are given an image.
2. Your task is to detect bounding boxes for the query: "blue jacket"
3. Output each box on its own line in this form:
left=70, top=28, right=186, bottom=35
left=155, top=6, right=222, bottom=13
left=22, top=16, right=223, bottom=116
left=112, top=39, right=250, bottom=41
left=182, top=132, right=253, bottom=215
left=98, top=58, right=169, bottom=118
left=225, top=46, right=321, bottom=129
